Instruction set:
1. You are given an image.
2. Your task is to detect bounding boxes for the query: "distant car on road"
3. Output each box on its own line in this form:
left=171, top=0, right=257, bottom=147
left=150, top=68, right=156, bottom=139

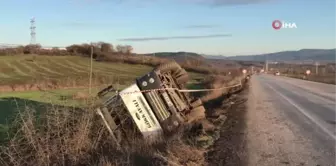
left=274, top=71, right=280, bottom=76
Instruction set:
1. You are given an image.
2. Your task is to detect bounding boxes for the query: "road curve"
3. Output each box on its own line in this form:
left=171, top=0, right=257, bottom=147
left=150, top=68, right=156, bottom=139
left=251, top=74, right=336, bottom=165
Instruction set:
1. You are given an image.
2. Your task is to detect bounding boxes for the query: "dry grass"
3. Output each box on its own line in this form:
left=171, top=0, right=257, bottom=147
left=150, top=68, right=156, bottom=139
left=0, top=98, right=208, bottom=166
left=0, top=44, right=250, bottom=165
left=0, top=73, right=249, bottom=166
left=1, top=101, right=98, bottom=165
left=267, top=63, right=336, bottom=85
left=200, top=74, right=245, bottom=103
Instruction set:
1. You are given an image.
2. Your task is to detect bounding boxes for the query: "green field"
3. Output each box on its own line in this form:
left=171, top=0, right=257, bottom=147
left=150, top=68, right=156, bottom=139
left=0, top=55, right=205, bottom=102
left=0, top=55, right=153, bottom=85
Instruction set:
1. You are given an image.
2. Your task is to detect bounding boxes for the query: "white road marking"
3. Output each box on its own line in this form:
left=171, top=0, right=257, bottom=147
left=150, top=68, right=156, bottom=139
left=273, top=80, right=336, bottom=111
left=264, top=82, right=336, bottom=141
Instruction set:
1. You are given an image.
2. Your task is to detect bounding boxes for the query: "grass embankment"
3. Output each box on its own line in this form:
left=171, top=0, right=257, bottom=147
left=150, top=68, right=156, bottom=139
left=0, top=74, right=248, bottom=166
left=1, top=55, right=247, bottom=166
left=0, top=55, right=206, bottom=146
left=0, top=55, right=204, bottom=105
left=0, top=55, right=151, bottom=139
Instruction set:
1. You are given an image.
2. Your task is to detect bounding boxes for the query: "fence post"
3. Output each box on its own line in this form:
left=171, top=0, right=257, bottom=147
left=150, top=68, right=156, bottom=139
left=89, top=46, right=93, bottom=95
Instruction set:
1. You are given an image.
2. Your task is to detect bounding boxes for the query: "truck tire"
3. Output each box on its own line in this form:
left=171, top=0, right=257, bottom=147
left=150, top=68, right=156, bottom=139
left=175, top=69, right=189, bottom=82
left=174, top=68, right=187, bottom=78
left=176, top=74, right=189, bottom=85
left=186, top=105, right=206, bottom=123
left=190, top=98, right=203, bottom=108
left=155, top=61, right=181, bottom=74
left=200, top=119, right=216, bottom=131
left=155, top=61, right=189, bottom=85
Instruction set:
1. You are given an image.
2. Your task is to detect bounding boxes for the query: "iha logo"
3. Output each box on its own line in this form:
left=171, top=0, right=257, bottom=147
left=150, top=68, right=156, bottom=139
left=272, top=20, right=297, bottom=30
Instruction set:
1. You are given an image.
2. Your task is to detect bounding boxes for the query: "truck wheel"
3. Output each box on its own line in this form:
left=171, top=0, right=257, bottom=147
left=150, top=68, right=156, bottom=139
left=190, top=98, right=203, bottom=108
left=186, top=105, right=206, bottom=123
left=176, top=74, right=189, bottom=85
left=200, top=119, right=216, bottom=131
left=155, top=61, right=189, bottom=85
left=174, top=68, right=187, bottom=77
left=155, top=61, right=181, bottom=73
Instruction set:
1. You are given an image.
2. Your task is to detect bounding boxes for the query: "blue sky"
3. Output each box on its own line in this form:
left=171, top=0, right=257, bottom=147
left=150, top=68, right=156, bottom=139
left=0, top=0, right=335, bottom=55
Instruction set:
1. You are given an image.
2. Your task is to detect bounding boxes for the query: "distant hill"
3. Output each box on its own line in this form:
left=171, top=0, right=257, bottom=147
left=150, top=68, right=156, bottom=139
left=140, top=51, right=239, bottom=70
left=205, top=49, right=336, bottom=62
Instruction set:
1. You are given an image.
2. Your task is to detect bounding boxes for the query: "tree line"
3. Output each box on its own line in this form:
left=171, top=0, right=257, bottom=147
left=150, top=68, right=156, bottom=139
left=0, top=42, right=133, bottom=56
left=0, top=42, right=243, bottom=76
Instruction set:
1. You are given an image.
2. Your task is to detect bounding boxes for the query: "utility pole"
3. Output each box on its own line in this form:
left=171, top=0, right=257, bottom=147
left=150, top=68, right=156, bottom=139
left=89, top=46, right=93, bottom=95
left=315, top=61, right=319, bottom=75
left=265, top=54, right=268, bottom=72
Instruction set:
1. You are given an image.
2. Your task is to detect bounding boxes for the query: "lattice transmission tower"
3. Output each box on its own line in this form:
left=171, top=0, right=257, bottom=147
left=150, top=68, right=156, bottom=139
left=30, top=17, right=36, bottom=45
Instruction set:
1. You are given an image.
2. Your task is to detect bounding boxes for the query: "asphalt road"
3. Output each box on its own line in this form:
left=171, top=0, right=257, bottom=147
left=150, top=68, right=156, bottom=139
left=255, top=74, right=336, bottom=165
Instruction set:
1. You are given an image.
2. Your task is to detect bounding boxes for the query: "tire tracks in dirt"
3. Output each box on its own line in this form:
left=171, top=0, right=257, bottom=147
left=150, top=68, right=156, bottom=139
left=17, top=60, right=50, bottom=77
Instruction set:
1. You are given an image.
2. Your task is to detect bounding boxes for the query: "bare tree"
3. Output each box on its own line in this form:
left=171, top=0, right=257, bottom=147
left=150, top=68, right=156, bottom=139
left=116, top=45, right=123, bottom=53
left=24, top=44, right=42, bottom=54
left=101, top=43, right=113, bottom=53
left=125, top=45, right=133, bottom=55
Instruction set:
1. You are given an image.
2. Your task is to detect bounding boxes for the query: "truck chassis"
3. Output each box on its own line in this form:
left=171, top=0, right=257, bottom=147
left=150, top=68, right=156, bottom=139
left=95, top=62, right=206, bottom=145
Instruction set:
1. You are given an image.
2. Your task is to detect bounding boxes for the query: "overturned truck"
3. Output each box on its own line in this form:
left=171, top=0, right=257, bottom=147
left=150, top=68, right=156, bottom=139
left=96, top=61, right=206, bottom=145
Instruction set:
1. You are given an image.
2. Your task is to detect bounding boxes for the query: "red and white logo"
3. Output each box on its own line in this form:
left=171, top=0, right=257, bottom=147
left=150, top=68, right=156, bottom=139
left=272, top=20, right=297, bottom=30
